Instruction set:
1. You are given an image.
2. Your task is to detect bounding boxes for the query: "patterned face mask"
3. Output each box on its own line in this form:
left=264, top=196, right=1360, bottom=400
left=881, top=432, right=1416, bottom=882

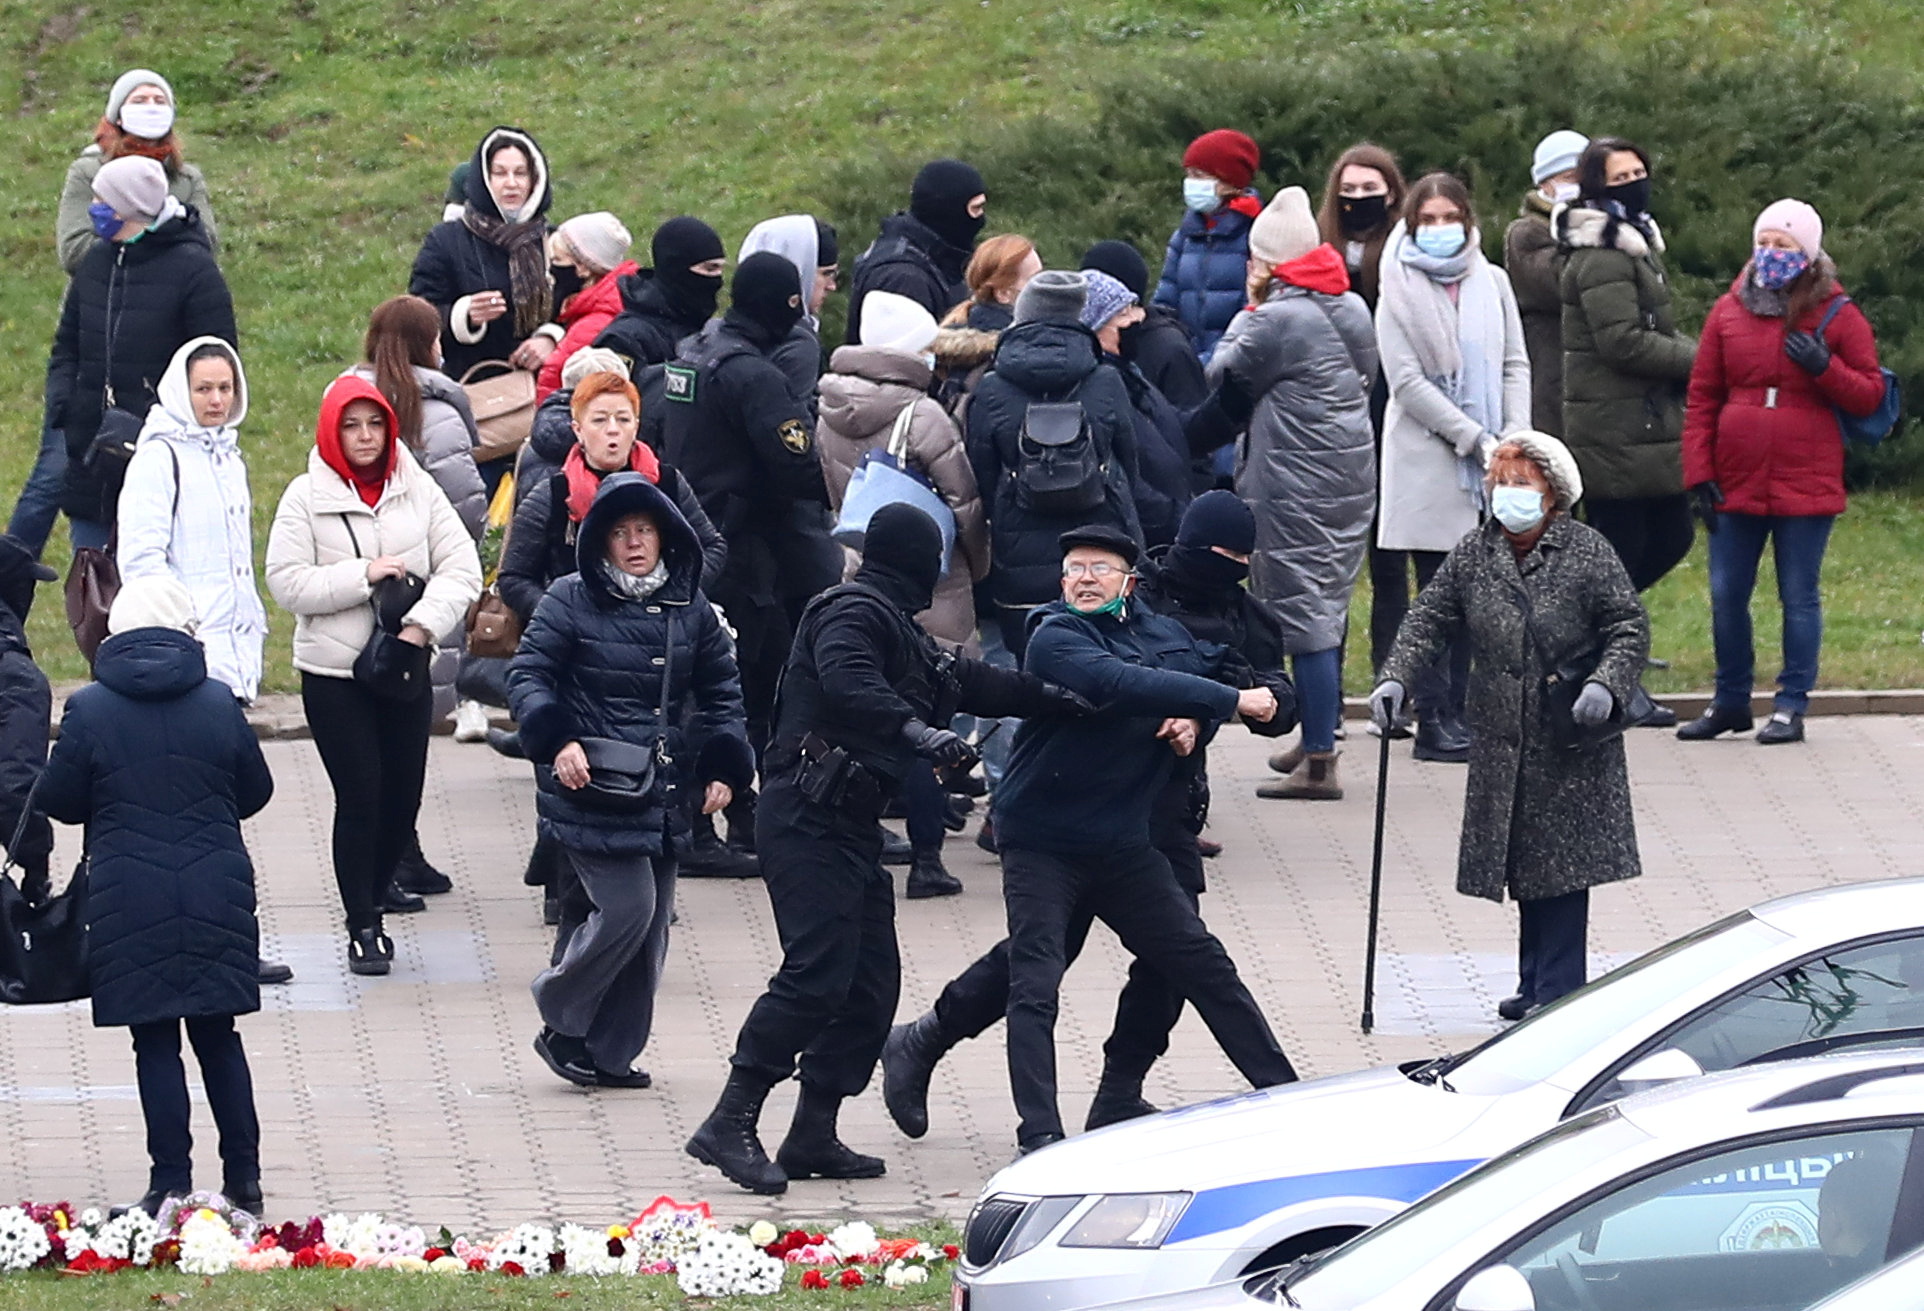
left=1753, top=246, right=1811, bottom=291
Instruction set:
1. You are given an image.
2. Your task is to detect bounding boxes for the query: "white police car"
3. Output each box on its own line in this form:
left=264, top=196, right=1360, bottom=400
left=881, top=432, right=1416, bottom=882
left=1799, top=1240, right=1924, bottom=1311
left=954, top=879, right=1924, bottom=1311
left=1103, top=1050, right=1924, bottom=1311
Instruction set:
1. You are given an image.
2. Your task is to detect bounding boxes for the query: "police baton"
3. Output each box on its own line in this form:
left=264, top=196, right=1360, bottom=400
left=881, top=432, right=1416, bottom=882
left=1360, top=722, right=1391, bottom=1034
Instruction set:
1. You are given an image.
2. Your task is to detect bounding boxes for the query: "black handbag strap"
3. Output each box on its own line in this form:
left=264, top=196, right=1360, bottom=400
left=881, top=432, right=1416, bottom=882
left=2, top=774, right=40, bottom=876
left=654, top=612, right=677, bottom=768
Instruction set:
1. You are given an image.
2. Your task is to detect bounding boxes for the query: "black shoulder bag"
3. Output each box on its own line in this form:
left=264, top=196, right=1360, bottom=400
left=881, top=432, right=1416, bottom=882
left=340, top=516, right=431, bottom=702
left=559, top=613, right=678, bottom=814
left=0, top=781, right=90, bottom=1006
left=1510, top=576, right=1625, bottom=754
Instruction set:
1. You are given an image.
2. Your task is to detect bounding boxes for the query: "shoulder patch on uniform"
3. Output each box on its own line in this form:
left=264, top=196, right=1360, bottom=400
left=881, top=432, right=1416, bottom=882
left=778, top=418, right=811, bottom=454
left=664, top=364, right=698, bottom=403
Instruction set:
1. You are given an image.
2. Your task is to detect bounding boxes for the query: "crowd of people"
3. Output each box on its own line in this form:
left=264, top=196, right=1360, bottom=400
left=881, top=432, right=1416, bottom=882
left=1, top=66, right=1892, bottom=1209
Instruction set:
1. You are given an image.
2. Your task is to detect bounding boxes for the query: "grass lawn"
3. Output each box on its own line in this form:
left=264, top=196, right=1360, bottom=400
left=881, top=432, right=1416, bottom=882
left=3, top=0, right=1922, bottom=691
left=0, top=1267, right=954, bottom=1311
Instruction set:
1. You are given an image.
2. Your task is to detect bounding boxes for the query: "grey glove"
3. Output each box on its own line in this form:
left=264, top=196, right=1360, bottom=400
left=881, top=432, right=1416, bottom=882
left=1572, top=681, right=1615, bottom=726
left=1369, top=679, right=1407, bottom=732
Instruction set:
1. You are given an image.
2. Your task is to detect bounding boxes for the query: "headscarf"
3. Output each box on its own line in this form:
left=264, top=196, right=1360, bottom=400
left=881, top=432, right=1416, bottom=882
left=142, top=336, right=248, bottom=453
left=459, top=127, right=554, bottom=336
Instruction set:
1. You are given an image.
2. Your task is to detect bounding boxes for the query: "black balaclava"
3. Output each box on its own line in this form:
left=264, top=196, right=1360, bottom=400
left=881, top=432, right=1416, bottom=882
left=814, top=219, right=840, bottom=270
left=650, top=216, right=726, bottom=324
left=910, top=159, right=987, bottom=251
left=856, top=503, right=943, bottom=615
left=729, top=251, right=806, bottom=343
left=1166, top=489, right=1256, bottom=593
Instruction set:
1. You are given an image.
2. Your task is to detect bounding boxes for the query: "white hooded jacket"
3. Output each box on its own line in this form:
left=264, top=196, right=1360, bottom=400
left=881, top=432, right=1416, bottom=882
left=117, top=336, right=267, bottom=700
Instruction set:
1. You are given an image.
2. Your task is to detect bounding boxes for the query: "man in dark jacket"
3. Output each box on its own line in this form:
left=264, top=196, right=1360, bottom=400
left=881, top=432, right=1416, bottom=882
left=686, top=504, right=1088, bottom=1195
left=845, top=159, right=984, bottom=345
left=51, top=156, right=235, bottom=542
left=591, top=217, right=726, bottom=369
left=0, top=535, right=54, bottom=905
left=1082, top=240, right=1206, bottom=413
left=966, top=271, right=1143, bottom=658
left=881, top=501, right=1296, bottom=1140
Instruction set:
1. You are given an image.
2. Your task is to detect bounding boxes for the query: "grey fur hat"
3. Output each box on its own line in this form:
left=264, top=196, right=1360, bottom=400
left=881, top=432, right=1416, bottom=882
left=1494, top=431, right=1584, bottom=509
left=1014, top=270, right=1088, bottom=326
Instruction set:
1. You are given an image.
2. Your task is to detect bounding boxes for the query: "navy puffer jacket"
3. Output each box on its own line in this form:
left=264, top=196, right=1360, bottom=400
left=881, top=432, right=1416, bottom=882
left=507, top=474, right=754, bottom=856
left=1152, top=198, right=1259, bottom=363
left=40, top=628, right=273, bottom=1029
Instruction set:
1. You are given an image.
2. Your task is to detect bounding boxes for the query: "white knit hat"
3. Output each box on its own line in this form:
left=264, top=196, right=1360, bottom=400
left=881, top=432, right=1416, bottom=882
left=1495, top=431, right=1584, bottom=510
left=561, top=346, right=630, bottom=390
left=858, top=291, right=939, bottom=356
left=1248, top=186, right=1320, bottom=268
left=105, top=68, right=174, bottom=123
left=1531, top=130, right=1589, bottom=185
left=1753, top=198, right=1824, bottom=257
left=108, top=575, right=199, bottom=637
left=557, top=212, right=633, bottom=274
left=93, top=156, right=170, bottom=224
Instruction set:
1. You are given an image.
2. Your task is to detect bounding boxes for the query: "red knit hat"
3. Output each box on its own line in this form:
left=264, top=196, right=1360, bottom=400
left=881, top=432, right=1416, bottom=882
left=1182, top=129, right=1260, bottom=191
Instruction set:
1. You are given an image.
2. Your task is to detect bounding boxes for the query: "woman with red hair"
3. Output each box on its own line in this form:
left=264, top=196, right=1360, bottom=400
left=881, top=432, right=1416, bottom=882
left=56, top=69, right=216, bottom=274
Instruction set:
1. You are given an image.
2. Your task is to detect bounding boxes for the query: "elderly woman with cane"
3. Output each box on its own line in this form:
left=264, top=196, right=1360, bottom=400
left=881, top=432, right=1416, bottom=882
left=1372, top=433, right=1648, bottom=1021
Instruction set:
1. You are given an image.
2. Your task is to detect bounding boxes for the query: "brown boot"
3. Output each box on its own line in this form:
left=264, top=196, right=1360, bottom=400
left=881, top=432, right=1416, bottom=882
left=1256, top=750, right=1343, bottom=800
left=1266, top=741, right=1305, bottom=775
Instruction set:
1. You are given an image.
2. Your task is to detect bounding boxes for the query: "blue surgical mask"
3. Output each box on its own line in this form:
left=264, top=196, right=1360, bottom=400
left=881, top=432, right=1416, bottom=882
left=1753, top=246, right=1811, bottom=291
left=88, top=202, right=122, bottom=241
left=1491, top=485, right=1548, bottom=534
left=1183, top=178, right=1221, bottom=214
left=1413, top=223, right=1467, bottom=259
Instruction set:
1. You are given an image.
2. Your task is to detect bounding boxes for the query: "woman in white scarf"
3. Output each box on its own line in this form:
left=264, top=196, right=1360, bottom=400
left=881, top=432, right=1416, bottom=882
left=117, top=336, right=267, bottom=702
left=1375, top=172, right=1530, bottom=760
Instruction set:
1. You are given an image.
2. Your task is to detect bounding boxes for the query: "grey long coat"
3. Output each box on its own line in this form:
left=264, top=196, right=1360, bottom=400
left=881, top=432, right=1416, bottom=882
left=1382, top=515, right=1648, bottom=903
left=1208, top=284, right=1378, bottom=653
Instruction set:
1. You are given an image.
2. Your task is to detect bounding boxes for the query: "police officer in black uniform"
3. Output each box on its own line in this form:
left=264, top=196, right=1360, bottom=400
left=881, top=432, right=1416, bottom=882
left=664, top=251, right=841, bottom=851
left=686, top=503, right=1089, bottom=1195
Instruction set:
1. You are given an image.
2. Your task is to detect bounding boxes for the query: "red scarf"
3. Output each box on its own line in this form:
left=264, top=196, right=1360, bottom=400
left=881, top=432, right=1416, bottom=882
left=563, top=441, right=660, bottom=522
left=1275, top=244, right=1352, bottom=296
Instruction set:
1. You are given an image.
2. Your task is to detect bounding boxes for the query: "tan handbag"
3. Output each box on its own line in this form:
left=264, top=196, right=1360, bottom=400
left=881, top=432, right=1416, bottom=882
left=460, top=361, right=537, bottom=465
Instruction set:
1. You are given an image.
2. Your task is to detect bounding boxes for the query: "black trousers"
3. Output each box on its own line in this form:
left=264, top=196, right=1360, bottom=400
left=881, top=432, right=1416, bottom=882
left=902, top=761, right=947, bottom=851
left=1409, top=551, right=1470, bottom=721
left=1002, top=842, right=1294, bottom=1144
left=714, top=587, right=792, bottom=759
left=728, top=776, right=899, bottom=1098
left=1368, top=541, right=1412, bottom=674
left=302, top=673, right=433, bottom=932
left=1583, top=494, right=1695, bottom=593
left=1517, top=888, right=1589, bottom=1007
left=129, top=1014, right=259, bottom=1195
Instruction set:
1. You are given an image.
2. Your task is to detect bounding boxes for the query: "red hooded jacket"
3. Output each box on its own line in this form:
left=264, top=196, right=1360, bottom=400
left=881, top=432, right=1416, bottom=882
left=1682, top=275, right=1884, bottom=518
left=317, top=375, right=398, bottom=507
left=536, top=260, right=641, bottom=401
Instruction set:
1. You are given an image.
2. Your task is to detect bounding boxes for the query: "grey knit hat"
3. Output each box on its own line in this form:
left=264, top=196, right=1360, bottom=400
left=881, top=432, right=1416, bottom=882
left=1077, top=269, right=1139, bottom=332
left=1494, top=431, right=1584, bottom=509
left=105, top=68, right=174, bottom=124
left=1013, top=269, right=1088, bottom=326
left=93, top=156, right=170, bottom=224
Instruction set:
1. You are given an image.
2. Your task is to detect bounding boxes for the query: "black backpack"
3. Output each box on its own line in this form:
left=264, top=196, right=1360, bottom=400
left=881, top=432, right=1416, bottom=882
left=1014, top=400, right=1105, bottom=515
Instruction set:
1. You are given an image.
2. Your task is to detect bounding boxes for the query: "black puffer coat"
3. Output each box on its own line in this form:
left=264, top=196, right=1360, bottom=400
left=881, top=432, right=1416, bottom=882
left=0, top=603, right=51, bottom=881
left=507, top=475, right=754, bottom=856
left=847, top=211, right=973, bottom=345
left=51, top=210, right=236, bottom=524
left=40, top=628, right=273, bottom=1028
left=591, top=269, right=709, bottom=369
left=965, top=321, right=1142, bottom=610
left=1109, top=355, right=1193, bottom=549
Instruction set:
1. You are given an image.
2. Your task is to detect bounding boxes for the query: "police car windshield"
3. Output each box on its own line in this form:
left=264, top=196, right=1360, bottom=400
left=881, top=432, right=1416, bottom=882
left=1285, top=1109, right=1648, bottom=1310
left=1441, top=913, right=1790, bottom=1094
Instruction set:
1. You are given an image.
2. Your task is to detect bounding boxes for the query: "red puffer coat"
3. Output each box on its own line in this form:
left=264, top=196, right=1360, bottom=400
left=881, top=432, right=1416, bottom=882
left=535, top=259, right=641, bottom=400
left=1682, top=274, right=1884, bottom=517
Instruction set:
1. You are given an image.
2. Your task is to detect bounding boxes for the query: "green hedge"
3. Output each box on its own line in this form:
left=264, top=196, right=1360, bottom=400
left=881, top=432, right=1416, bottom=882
left=817, top=37, right=1924, bottom=485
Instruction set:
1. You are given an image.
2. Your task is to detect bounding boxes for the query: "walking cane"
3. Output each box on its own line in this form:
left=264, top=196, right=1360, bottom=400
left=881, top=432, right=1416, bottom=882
left=1360, top=718, right=1391, bottom=1034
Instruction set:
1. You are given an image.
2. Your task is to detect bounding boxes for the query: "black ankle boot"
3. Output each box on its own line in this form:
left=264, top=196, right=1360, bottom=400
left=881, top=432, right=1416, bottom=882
left=879, top=825, right=913, bottom=867
left=1412, top=716, right=1470, bottom=763
left=1677, top=702, right=1754, bottom=740
left=394, top=837, right=452, bottom=894
left=224, top=1179, right=264, bottom=1216
left=686, top=1070, right=787, bottom=1194
left=905, top=847, right=963, bottom=899
left=881, top=1010, right=953, bottom=1138
left=1085, top=1070, right=1161, bottom=1131
left=776, top=1084, right=886, bottom=1180
left=346, top=926, right=392, bottom=976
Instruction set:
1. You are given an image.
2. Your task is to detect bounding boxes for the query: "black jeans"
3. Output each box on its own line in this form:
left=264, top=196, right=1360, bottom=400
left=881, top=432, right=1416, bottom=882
left=728, top=776, right=899, bottom=1098
left=1518, top=888, right=1589, bottom=1007
left=1368, top=541, right=1412, bottom=675
left=129, top=1015, right=259, bottom=1195
left=1001, top=842, right=1294, bottom=1144
left=902, top=761, right=947, bottom=851
left=1583, top=494, right=1695, bottom=593
left=302, top=673, right=433, bottom=932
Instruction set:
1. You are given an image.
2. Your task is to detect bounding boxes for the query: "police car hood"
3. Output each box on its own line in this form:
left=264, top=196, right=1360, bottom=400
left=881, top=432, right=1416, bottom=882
left=985, top=1065, right=1489, bottom=1199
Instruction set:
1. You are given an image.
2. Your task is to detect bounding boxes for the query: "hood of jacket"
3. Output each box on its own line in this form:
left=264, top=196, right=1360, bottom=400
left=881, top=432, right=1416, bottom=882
left=314, top=375, right=399, bottom=497
left=990, top=320, right=1102, bottom=396
left=821, top=346, right=935, bottom=432
left=1554, top=201, right=1665, bottom=258
left=876, top=210, right=974, bottom=278
left=140, top=334, right=247, bottom=451
left=1520, top=188, right=1555, bottom=220
left=530, top=389, right=578, bottom=463
left=932, top=325, right=998, bottom=370
left=614, top=267, right=713, bottom=337
left=92, top=627, right=207, bottom=701
left=116, top=206, right=212, bottom=263
left=464, top=126, right=552, bottom=224
left=740, top=215, right=822, bottom=330
left=575, top=472, right=701, bottom=608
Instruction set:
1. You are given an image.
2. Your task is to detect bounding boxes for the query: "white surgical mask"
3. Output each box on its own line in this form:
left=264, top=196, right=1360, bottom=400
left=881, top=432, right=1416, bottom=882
left=1183, top=178, right=1221, bottom=214
left=1490, top=485, right=1548, bottom=533
left=1551, top=182, right=1579, bottom=204
left=120, top=102, right=175, bottom=140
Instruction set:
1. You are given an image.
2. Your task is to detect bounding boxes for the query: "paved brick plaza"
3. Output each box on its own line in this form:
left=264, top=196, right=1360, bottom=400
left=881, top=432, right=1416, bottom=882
left=4, top=719, right=1921, bottom=1227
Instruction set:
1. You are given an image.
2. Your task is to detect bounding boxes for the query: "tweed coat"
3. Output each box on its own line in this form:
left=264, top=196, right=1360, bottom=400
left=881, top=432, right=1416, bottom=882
left=1382, top=515, right=1648, bottom=902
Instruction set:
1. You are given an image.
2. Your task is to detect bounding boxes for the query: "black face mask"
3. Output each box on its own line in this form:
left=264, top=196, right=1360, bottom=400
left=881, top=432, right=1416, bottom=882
left=550, top=262, right=585, bottom=305
left=1166, top=543, right=1248, bottom=593
left=658, top=267, right=724, bottom=323
left=1603, top=176, right=1652, bottom=216
left=1338, top=193, right=1389, bottom=236
left=1116, top=317, right=1146, bottom=361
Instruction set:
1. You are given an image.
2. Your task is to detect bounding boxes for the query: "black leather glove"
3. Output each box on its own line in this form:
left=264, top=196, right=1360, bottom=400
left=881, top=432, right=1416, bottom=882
left=1687, top=481, right=1724, bottom=533
left=1216, top=373, right=1256, bottom=424
left=1038, top=682, right=1097, bottom=716
left=1784, top=330, right=1831, bottom=376
left=17, top=857, right=49, bottom=909
left=902, top=718, right=979, bottom=768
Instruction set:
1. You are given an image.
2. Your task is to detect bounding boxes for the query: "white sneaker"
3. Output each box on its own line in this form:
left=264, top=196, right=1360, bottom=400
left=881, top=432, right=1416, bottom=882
left=453, top=700, right=490, bottom=742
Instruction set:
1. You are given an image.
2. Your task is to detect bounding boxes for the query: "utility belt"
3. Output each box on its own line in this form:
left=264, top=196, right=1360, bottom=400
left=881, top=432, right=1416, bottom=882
left=793, top=732, right=887, bottom=811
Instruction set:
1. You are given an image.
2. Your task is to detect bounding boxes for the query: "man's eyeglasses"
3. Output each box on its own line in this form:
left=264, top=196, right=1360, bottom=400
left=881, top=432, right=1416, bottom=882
left=1062, top=562, right=1129, bottom=579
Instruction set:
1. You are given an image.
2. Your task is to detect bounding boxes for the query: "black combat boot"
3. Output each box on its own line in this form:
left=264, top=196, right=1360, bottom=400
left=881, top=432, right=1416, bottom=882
left=880, top=1010, right=953, bottom=1138
left=775, top=1083, right=886, bottom=1180
left=905, top=846, right=963, bottom=898
left=686, top=1069, right=787, bottom=1194
left=1084, top=1068, right=1161, bottom=1131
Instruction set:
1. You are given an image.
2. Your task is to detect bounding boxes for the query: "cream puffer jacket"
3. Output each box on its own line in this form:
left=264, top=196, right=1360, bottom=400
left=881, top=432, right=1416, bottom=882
left=265, top=444, right=482, bottom=679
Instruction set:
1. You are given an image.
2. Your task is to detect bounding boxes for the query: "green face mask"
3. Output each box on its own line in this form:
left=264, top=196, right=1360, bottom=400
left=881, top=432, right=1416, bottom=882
left=1092, top=592, right=1129, bottom=620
